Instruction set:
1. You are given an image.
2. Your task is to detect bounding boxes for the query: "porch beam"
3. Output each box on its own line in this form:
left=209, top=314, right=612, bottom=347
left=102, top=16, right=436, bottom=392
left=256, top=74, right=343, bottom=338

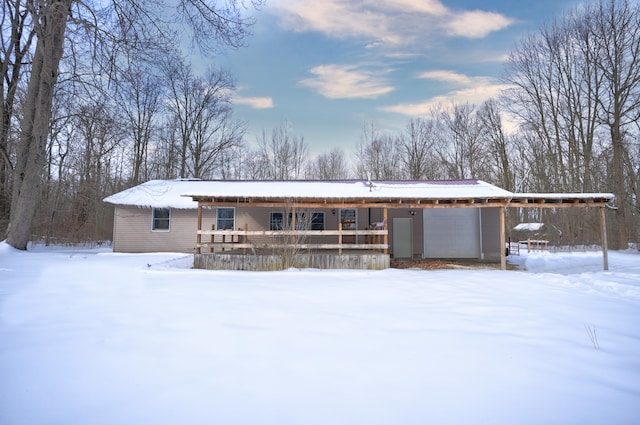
left=195, top=200, right=510, bottom=209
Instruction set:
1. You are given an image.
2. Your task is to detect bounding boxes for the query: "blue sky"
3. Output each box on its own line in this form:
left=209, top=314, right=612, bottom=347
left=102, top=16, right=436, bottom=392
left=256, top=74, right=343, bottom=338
left=212, top=0, right=580, bottom=156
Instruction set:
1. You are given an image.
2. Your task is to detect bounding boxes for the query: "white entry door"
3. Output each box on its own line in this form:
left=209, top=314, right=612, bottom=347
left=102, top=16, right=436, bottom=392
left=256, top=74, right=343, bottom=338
left=423, top=209, right=481, bottom=259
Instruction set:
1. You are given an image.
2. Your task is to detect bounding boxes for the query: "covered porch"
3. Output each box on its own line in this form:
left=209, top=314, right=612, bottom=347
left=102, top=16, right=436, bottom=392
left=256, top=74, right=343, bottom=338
left=183, top=180, right=614, bottom=271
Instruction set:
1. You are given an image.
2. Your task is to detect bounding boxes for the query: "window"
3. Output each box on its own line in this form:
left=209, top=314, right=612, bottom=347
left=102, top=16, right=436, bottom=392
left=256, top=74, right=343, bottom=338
left=270, top=212, right=284, bottom=230
left=310, top=212, right=325, bottom=230
left=217, top=207, right=235, bottom=230
left=269, top=211, right=325, bottom=230
left=152, top=208, right=170, bottom=231
left=340, top=208, right=357, bottom=230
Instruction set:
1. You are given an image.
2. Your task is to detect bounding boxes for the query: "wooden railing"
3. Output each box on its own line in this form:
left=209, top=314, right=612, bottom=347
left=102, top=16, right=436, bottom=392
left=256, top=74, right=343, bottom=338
left=196, top=223, right=388, bottom=254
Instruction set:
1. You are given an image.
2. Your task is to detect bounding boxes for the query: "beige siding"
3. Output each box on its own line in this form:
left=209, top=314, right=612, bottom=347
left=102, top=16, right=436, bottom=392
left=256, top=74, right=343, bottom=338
left=113, top=206, right=216, bottom=253
left=114, top=205, right=430, bottom=257
left=113, top=205, right=500, bottom=259
left=234, top=207, right=340, bottom=247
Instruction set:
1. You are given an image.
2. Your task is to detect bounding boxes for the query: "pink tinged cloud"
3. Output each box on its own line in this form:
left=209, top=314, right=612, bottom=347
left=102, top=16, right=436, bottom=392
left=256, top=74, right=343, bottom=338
left=300, top=64, right=394, bottom=99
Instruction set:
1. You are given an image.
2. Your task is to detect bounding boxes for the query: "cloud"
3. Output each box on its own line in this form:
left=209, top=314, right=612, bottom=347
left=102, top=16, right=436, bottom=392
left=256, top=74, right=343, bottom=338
left=232, top=95, right=274, bottom=109
left=381, top=72, right=510, bottom=116
left=445, top=10, right=514, bottom=38
left=270, top=0, right=514, bottom=50
left=416, top=70, right=474, bottom=85
left=376, top=0, right=448, bottom=16
left=300, top=64, right=394, bottom=99
left=273, top=0, right=403, bottom=45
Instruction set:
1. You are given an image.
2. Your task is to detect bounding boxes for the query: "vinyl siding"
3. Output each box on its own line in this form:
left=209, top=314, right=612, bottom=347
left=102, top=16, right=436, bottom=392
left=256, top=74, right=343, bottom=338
left=112, top=206, right=216, bottom=253
left=113, top=205, right=498, bottom=258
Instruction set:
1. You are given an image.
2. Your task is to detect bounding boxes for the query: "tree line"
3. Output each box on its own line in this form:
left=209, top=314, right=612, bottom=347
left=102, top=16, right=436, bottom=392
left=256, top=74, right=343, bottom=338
left=1, top=0, right=638, bottom=250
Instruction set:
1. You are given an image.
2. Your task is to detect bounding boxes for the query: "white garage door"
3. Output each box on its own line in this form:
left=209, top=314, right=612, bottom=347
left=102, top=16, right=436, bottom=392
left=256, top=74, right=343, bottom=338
left=423, top=208, right=481, bottom=259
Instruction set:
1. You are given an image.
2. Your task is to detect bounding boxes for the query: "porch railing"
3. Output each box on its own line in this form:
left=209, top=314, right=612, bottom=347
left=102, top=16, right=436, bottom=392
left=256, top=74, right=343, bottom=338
left=196, top=223, right=388, bottom=254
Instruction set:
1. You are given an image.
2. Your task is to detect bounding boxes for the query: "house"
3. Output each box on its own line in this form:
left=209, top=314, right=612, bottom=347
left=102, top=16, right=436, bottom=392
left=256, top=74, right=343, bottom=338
left=103, top=179, right=615, bottom=270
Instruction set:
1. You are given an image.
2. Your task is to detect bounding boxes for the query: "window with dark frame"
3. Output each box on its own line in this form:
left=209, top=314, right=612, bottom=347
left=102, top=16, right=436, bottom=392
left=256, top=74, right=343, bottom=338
left=217, top=207, right=235, bottom=230
left=269, top=211, right=325, bottom=231
left=152, top=208, right=170, bottom=231
left=270, top=212, right=283, bottom=230
left=310, top=212, right=325, bottom=230
left=340, top=208, right=356, bottom=229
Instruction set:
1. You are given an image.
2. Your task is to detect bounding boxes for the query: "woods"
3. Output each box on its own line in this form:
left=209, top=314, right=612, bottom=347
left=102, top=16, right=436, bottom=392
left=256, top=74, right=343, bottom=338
left=0, top=0, right=638, bottom=249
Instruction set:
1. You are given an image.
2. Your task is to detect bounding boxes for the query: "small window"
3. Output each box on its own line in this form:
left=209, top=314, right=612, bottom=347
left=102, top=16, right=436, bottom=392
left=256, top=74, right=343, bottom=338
left=311, top=212, right=325, bottom=230
left=269, top=211, right=324, bottom=230
left=340, top=208, right=356, bottom=230
left=270, top=212, right=283, bottom=230
left=152, top=208, right=170, bottom=231
left=217, top=207, right=235, bottom=230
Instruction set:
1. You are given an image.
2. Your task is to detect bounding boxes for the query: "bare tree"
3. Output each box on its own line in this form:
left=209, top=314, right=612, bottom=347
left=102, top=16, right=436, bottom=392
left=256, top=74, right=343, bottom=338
left=478, top=99, right=514, bottom=190
left=115, top=61, right=163, bottom=185
left=306, top=147, right=351, bottom=179
left=399, top=117, right=440, bottom=180
left=503, top=0, right=640, bottom=248
left=254, top=122, right=308, bottom=180
left=589, top=0, right=640, bottom=249
left=5, top=0, right=261, bottom=249
left=436, top=104, right=491, bottom=181
left=355, top=122, right=402, bottom=180
left=148, top=121, right=180, bottom=180
left=69, top=99, right=124, bottom=240
left=189, top=108, right=244, bottom=179
left=215, top=145, right=245, bottom=180
left=164, top=60, right=243, bottom=179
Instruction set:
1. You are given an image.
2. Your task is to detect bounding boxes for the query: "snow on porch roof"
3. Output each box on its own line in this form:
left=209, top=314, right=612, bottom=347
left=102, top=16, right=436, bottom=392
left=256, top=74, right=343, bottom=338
left=103, top=179, right=513, bottom=209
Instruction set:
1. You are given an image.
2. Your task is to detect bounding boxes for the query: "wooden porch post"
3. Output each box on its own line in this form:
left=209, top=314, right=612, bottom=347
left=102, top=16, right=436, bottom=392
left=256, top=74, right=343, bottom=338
left=338, top=222, right=343, bottom=255
left=196, top=203, right=203, bottom=254
left=383, top=208, right=388, bottom=255
left=600, top=206, right=609, bottom=271
left=210, top=224, right=215, bottom=253
left=291, top=207, right=296, bottom=231
left=500, top=207, right=506, bottom=270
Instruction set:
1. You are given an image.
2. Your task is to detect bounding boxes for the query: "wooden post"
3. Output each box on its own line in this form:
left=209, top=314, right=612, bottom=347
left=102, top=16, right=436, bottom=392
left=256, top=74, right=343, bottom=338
left=600, top=206, right=609, bottom=271
left=222, top=226, right=226, bottom=252
left=243, top=223, right=248, bottom=254
left=210, top=224, right=215, bottom=253
left=338, top=222, right=343, bottom=255
left=196, top=203, right=203, bottom=254
left=291, top=207, right=296, bottom=230
left=383, top=208, right=388, bottom=255
left=500, top=207, right=506, bottom=270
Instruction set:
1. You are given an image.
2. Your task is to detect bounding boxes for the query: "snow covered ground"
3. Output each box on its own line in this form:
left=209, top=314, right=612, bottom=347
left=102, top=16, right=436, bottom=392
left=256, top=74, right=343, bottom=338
left=1, top=242, right=639, bottom=425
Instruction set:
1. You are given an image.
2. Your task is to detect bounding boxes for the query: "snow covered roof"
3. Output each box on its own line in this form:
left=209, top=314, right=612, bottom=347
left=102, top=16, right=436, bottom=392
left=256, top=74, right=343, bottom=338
left=103, top=179, right=616, bottom=209
left=103, top=179, right=513, bottom=209
left=103, top=179, right=200, bottom=209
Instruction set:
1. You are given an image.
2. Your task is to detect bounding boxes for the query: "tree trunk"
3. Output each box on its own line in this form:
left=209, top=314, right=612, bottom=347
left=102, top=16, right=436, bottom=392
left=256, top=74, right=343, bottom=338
left=610, top=122, right=628, bottom=250
left=6, top=0, right=70, bottom=250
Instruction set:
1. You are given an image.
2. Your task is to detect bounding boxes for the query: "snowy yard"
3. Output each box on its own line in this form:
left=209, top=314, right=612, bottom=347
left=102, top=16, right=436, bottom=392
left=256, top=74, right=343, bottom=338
left=1, top=242, right=639, bottom=425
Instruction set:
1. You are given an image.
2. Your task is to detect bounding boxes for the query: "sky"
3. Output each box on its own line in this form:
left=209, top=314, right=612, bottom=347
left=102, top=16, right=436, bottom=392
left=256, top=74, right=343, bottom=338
left=209, top=0, right=582, bottom=156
